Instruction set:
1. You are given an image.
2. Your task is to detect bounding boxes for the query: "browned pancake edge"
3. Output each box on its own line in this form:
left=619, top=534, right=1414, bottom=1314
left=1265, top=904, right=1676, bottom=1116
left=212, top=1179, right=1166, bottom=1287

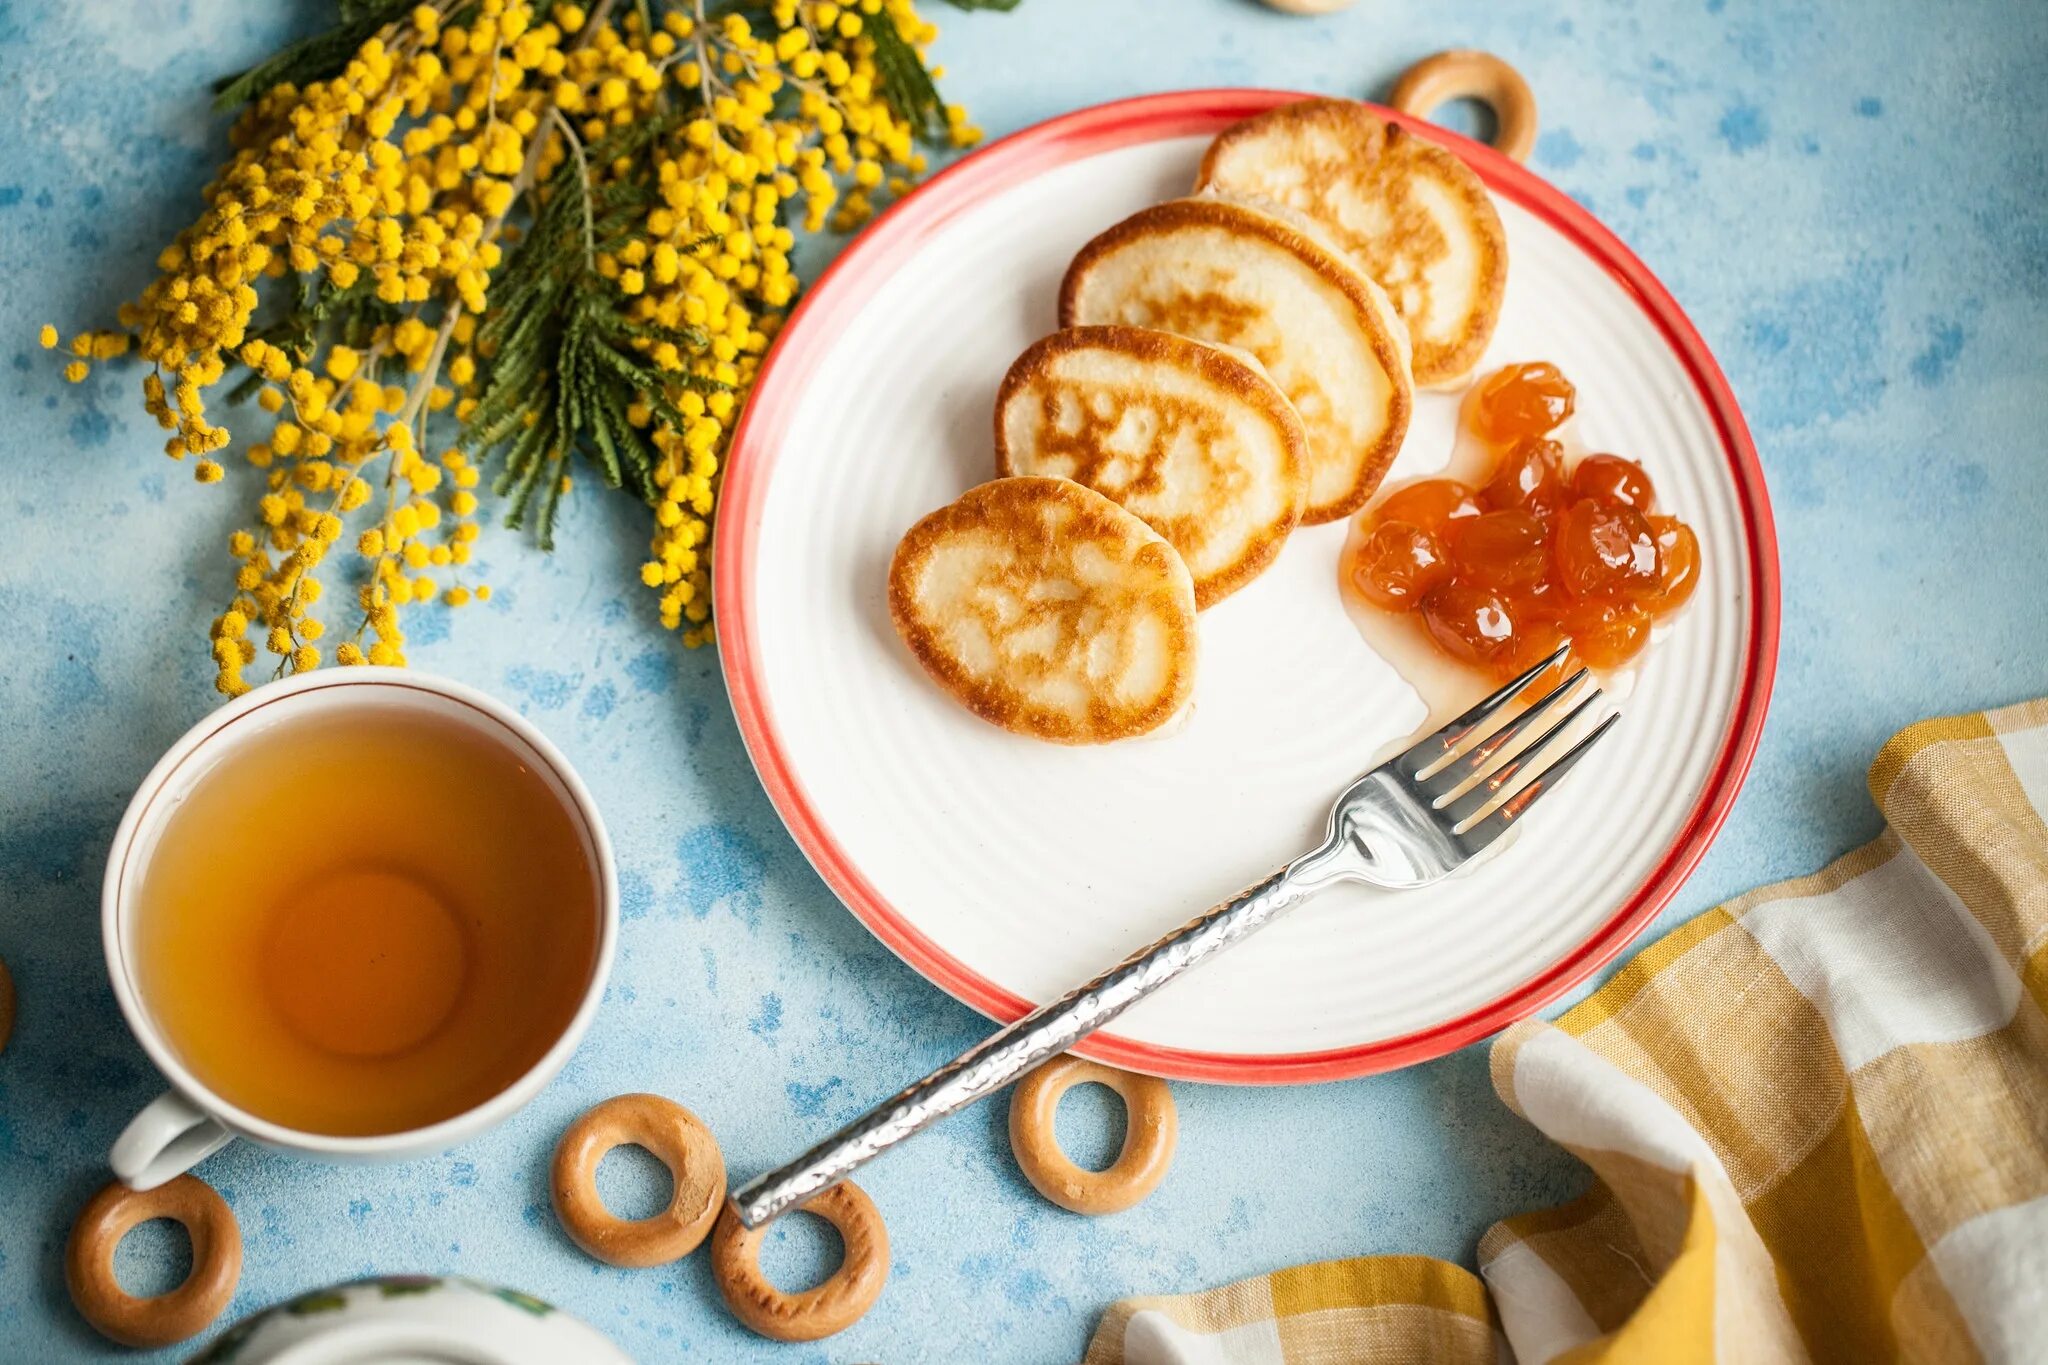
left=887, top=476, right=1198, bottom=744
left=992, top=325, right=1308, bottom=607
left=1056, top=196, right=1413, bottom=523
left=1195, top=98, right=1507, bottom=387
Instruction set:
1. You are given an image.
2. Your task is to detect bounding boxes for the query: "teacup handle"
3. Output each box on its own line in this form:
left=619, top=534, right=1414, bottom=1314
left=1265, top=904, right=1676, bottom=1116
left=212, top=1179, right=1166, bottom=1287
left=111, top=1091, right=233, bottom=1190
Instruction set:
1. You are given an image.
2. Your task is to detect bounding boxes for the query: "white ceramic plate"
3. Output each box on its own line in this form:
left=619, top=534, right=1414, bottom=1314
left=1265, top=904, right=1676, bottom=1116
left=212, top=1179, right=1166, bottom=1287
left=717, top=92, right=1777, bottom=1083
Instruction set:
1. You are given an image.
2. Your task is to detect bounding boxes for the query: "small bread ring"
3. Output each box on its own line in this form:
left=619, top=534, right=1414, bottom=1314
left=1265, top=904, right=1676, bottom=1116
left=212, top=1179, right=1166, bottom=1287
left=551, top=1093, right=727, bottom=1268
left=1390, top=50, right=1540, bottom=164
left=1008, top=1056, right=1177, bottom=1214
left=0, top=955, right=14, bottom=1055
left=710, top=1183, right=889, bottom=1341
left=65, top=1176, right=241, bottom=1348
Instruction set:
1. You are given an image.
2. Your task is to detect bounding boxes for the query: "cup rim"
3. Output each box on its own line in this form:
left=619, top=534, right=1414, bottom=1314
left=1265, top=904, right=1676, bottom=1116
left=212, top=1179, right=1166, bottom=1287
left=100, top=666, right=619, bottom=1157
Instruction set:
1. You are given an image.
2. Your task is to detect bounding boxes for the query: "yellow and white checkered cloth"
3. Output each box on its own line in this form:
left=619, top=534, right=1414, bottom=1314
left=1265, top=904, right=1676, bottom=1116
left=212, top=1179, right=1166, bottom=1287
left=1085, top=699, right=2048, bottom=1364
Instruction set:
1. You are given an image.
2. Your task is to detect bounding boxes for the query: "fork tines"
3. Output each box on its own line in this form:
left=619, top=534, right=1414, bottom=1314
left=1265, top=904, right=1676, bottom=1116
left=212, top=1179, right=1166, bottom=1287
left=1400, top=644, right=1619, bottom=838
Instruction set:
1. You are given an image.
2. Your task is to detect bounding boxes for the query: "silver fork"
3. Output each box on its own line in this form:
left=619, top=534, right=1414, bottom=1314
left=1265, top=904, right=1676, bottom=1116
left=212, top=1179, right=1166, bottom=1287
left=731, top=644, right=1616, bottom=1227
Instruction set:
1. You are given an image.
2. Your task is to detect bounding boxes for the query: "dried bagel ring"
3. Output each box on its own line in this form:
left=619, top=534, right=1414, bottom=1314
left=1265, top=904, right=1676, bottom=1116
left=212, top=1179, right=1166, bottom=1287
left=1390, top=50, right=1539, bottom=165
left=1008, top=1056, right=1177, bottom=1214
left=66, top=1176, right=241, bottom=1348
left=711, top=1183, right=889, bottom=1341
left=551, top=1093, right=727, bottom=1267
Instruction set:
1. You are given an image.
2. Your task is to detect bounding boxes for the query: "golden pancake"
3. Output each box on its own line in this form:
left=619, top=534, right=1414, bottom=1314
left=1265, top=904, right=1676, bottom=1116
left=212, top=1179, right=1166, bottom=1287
left=1196, top=98, right=1507, bottom=388
left=1058, top=195, right=1412, bottom=524
left=995, top=326, right=1307, bottom=608
left=888, top=477, right=1198, bottom=744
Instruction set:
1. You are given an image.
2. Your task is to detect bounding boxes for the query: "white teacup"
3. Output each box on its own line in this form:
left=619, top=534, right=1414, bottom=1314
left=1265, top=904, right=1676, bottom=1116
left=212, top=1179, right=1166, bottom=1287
left=100, top=668, right=617, bottom=1189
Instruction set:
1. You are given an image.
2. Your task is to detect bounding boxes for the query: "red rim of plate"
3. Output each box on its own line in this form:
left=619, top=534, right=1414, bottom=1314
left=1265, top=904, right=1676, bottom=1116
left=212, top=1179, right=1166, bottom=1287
left=715, top=89, right=1780, bottom=1084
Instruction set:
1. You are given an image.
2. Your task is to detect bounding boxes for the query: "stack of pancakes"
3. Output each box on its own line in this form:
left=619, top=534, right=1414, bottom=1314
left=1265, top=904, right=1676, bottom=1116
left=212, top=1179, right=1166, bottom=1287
left=891, top=99, right=1507, bottom=744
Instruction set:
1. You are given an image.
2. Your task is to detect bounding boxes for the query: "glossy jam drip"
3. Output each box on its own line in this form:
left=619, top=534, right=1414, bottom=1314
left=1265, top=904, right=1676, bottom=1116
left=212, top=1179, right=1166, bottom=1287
left=1572, top=453, right=1655, bottom=511
left=1345, top=362, right=1701, bottom=684
left=1484, top=437, right=1568, bottom=518
left=1553, top=500, right=1659, bottom=600
left=1446, top=509, right=1547, bottom=588
left=1648, top=515, right=1700, bottom=612
left=1374, top=478, right=1482, bottom=535
left=1553, top=597, right=1651, bottom=670
left=1471, top=362, right=1576, bottom=445
left=1420, top=583, right=1515, bottom=667
left=1351, top=521, right=1452, bottom=609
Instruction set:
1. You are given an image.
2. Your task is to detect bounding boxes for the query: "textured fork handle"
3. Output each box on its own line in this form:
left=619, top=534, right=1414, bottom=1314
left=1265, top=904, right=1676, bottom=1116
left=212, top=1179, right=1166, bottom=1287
left=730, top=855, right=1332, bottom=1227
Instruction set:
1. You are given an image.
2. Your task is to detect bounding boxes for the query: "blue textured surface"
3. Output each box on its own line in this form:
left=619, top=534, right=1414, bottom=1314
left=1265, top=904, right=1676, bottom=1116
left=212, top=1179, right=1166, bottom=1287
left=3, top=2, right=2045, bottom=1360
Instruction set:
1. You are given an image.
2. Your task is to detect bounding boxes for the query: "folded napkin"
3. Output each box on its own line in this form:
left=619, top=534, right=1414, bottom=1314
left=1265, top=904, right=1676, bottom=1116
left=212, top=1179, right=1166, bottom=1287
left=1085, top=698, right=2048, bottom=1364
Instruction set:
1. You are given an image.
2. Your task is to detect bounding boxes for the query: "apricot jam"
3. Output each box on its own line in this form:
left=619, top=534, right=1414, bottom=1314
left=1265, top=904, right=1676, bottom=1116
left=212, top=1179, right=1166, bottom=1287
left=1346, top=362, right=1701, bottom=681
left=1351, top=521, right=1451, bottom=609
left=1374, top=478, right=1482, bottom=535
left=1471, top=362, right=1575, bottom=445
left=1484, top=437, right=1568, bottom=518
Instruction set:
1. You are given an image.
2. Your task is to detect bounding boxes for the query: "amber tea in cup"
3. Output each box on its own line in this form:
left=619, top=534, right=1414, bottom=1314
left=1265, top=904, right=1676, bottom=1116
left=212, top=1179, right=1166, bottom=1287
left=129, top=691, right=602, bottom=1137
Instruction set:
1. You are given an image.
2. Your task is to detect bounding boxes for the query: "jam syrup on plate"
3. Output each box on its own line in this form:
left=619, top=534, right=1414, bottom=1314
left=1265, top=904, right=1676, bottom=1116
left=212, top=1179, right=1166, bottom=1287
left=1341, top=362, right=1701, bottom=727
